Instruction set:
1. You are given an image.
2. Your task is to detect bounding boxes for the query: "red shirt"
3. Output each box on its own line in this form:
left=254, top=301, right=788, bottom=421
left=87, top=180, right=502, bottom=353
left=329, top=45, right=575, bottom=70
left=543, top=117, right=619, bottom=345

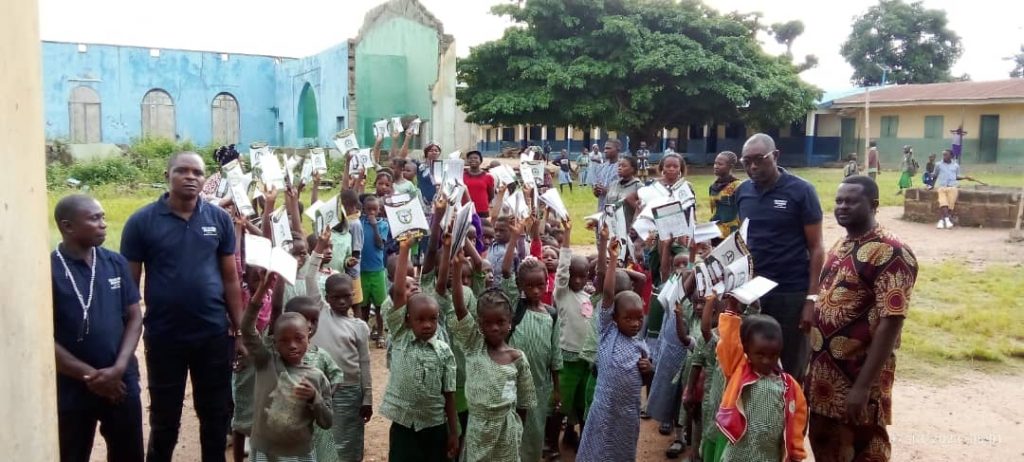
left=463, top=170, right=494, bottom=214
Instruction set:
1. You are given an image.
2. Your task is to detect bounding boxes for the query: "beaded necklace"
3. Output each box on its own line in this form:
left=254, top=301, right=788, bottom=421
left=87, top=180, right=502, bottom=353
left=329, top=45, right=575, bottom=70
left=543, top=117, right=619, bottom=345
left=55, top=246, right=97, bottom=341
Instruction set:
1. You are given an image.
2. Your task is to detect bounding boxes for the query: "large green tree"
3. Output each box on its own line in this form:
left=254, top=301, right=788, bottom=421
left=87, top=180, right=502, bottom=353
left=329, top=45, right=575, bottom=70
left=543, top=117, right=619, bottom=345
left=456, top=0, right=820, bottom=149
left=840, top=0, right=962, bottom=85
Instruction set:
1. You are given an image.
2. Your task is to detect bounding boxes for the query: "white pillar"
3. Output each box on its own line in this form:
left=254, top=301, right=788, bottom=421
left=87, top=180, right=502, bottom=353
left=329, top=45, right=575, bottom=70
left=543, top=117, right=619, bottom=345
left=541, top=125, right=548, bottom=141
left=0, top=0, right=59, bottom=458
left=517, top=124, right=524, bottom=142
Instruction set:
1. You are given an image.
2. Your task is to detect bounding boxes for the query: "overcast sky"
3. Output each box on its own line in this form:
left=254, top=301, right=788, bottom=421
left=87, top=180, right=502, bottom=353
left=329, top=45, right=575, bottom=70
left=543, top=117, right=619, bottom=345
left=39, top=0, right=1024, bottom=91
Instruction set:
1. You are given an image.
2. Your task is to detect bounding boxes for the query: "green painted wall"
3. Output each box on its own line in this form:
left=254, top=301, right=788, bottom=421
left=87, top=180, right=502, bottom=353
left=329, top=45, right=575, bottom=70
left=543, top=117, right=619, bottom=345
left=871, top=137, right=1024, bottom=166
left=355, top=16, right=439, bottom=148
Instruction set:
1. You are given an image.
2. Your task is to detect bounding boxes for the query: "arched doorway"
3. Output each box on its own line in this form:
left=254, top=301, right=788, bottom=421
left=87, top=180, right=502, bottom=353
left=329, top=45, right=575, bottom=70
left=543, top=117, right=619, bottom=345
left=69, top=86, right=101, bottom=143
left=211, top=93, right=239, bottom=144
left=298, top=83, right=318, bottom=141
left=141, top=89, right=176, bottom=139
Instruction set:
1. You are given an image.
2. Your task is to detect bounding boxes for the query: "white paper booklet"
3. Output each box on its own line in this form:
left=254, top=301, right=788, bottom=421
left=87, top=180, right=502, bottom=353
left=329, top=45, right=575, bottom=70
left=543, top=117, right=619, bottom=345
left=518, top=163, right=536, bottom=186
left=450, top=203, right=474, bottom=253
left=300, top=159, right=314, bottom=185
left=539, top=189, right=569, bottom=221
left=631, top=216, right=657, bottom=242
left=223, top=160, right=255, bottom=217
left=443, top=159, right=465, bottom=186
left=391, top=117, right=404, bottom=134
left=447, top=150, right=462, bottom=160
left=304, top=200, right=324, bottom=221
left=409, top=118, right=422, bottom=135
left=310, top=148, right=328, bottom=174
left=728, top=277, right=778, bottom=305
left=373, top=119, right=390, bottom=138
left=384, top=195, right=430, bottom=240
left=657, top=273, right=686, bottom=311
left=270, top=207, right=293, bottom=248
left=489, top=164, right=517, bottom=188
left=503, top=189, right=532, bottom=220
left=259, top=153, right=287, bottom=190
left=313, top=196, right=341, bottom=234
left=244, top=234, right=298, bottom=285
left=706, top=231, right=749, bottom=280
left=430, top=159, right=445, bottom=186
left=652, top=201, right=693, bottom=241
left=711, top=255, right=776, bottom=304
left=249, top=144, right=271, bottom=169
left=358, top=149, right=376, bottom=171
left=333, top=130, right=359, bottom=154
left=693, top=221, right=722, bottom=243
left=522, top=161, right=546, bottom=186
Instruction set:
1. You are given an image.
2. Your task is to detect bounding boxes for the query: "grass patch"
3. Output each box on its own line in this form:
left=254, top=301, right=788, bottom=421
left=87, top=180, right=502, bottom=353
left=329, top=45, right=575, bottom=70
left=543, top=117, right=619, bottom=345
left=901, top=262, right=1024, bottom=368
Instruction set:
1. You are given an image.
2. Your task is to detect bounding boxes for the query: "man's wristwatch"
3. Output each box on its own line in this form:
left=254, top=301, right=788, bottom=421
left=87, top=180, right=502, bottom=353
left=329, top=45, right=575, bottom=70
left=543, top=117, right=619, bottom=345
left=805, top=294, right=819, bottom=303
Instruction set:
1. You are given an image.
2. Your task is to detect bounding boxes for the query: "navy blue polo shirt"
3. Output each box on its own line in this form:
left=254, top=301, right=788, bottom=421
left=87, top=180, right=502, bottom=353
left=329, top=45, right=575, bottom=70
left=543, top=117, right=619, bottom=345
left=52, top=247, right=141, bottom=411
left=735, top=168, right=823, bottom=292
left=120, top=193, right=236, bottom=343
left=416, top=160, right=438, bottom=203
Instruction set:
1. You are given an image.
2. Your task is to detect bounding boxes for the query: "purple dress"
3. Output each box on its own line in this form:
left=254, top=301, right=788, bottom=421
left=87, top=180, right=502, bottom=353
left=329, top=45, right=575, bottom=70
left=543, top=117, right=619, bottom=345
left=577, top=303, right=650, bottom=461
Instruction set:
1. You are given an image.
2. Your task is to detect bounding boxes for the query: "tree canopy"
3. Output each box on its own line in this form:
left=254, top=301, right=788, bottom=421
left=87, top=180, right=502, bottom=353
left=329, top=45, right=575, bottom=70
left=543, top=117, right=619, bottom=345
left=840, top=0, right=962, bottom=86
left=456, top=0, right=820, bottom=148
left=1010, top=45, right=1024, bottom=79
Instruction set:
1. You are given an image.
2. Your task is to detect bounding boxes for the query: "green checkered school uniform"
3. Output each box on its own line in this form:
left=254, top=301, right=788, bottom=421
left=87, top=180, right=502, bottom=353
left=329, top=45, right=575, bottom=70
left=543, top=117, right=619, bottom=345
left=721, top=374, right=785, bottom=462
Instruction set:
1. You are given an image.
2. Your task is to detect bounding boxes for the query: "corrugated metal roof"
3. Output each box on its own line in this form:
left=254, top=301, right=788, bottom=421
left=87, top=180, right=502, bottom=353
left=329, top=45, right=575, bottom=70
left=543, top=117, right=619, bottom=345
left=832, top=79, right=1024, bottom=106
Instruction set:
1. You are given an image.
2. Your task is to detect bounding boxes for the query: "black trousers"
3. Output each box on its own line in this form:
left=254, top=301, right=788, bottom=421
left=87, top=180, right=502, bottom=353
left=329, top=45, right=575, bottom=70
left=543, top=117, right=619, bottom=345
left=758, top=291, right=811, bottom=382
left=58, top=394, right=144, bottom=462
left=144, top=334, right=234, bottom=462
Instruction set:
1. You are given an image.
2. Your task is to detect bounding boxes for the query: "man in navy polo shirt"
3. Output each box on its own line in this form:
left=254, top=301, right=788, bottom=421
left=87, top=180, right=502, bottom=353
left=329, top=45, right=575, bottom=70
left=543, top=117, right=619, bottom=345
left=121, top=151, right=244, bottom=462
left=53, top=194, right=144, bottom=462
left=735, top=133, right=825, bottom=382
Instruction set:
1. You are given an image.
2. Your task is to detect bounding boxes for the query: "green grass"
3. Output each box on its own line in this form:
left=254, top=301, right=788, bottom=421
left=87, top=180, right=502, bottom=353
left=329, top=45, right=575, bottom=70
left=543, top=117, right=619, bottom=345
left=901, top=261, right=1024, bottom=368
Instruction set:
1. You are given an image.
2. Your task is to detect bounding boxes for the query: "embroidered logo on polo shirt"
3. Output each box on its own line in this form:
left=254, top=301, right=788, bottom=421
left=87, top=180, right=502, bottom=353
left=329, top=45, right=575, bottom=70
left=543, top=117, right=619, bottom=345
left=773, top=199, right=788, bottom=209
left=108, top=277, right=121, bottom=290
left=202, top=226, right=218, bottom=237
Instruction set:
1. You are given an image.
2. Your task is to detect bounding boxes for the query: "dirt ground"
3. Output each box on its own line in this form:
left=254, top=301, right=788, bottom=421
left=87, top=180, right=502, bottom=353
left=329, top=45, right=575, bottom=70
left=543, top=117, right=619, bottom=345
left=90, top=207, right=1024, bottom=461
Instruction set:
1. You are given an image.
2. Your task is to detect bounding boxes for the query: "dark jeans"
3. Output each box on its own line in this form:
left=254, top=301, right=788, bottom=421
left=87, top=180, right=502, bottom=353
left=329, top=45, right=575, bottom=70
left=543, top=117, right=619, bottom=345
left=144, top=334, right=234, bottom=462
left=758, top=291, right=810, bottom=382
left=58, top=394, right=144, bottom=462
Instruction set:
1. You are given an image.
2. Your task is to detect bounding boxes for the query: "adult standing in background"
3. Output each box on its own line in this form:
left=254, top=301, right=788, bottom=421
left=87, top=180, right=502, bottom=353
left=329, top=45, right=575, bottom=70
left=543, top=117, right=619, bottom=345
left=807, top=175, right=918, bottom=461
left=735, top=133, right=825, bottom=382
left=592, top=139, right=623, bottom=211
left=577, top=146, right=591, bottom=186
left=588, top=143, right=602, bottom=190
left=121, top=152, right=244, bottom=462
left=866, top=141, right=881, bottom=181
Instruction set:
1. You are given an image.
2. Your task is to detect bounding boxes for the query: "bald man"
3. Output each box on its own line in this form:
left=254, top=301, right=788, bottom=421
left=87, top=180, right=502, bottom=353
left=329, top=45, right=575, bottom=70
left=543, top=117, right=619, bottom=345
left=734, top=133, right=824, bottom=382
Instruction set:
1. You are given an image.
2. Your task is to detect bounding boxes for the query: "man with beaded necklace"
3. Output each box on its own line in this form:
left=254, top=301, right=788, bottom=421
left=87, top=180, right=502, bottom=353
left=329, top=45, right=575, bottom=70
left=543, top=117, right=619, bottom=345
left=52, top=194, right=144, bottom=461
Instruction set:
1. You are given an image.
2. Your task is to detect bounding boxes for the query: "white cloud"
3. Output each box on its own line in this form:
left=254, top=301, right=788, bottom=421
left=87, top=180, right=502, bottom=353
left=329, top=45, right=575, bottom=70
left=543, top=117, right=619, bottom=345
left=39, top=0, right=1023, bottom=90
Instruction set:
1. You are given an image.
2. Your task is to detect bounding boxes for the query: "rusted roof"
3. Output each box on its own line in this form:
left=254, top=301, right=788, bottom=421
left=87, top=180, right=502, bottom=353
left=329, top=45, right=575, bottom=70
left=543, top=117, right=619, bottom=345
left=831, top=79, right=1024, bottom=107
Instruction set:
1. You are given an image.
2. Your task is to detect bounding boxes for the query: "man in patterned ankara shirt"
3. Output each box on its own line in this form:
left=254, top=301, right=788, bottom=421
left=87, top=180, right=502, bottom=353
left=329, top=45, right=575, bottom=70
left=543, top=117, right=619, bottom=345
left=806, top=175, right=918, bottom=462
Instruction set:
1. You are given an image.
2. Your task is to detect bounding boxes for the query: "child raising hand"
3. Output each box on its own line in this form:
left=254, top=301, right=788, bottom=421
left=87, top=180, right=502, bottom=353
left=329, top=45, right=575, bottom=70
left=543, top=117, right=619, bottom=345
left=576, top=234, right=652, bottom=461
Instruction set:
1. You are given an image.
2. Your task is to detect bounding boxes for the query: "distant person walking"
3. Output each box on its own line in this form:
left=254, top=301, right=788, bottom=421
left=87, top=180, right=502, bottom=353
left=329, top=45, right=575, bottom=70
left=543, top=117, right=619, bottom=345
left=896, top=145, right=918, bottom=195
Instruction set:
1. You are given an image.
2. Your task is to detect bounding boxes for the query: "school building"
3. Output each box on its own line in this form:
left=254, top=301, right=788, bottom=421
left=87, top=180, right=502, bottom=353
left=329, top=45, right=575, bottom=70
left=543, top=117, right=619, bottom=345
left=475, top=79, right=1024, bottom=168
left=817, top=79, right=1024, bottom=166
left=40, top=0, right=473, bottom=153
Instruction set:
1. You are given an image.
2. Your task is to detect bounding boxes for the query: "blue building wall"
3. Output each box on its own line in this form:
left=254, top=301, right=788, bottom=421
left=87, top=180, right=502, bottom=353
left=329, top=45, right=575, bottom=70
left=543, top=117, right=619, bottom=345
left=42, top=41, right=282, bottom=147
left=275, top=42, right=350, bottom=147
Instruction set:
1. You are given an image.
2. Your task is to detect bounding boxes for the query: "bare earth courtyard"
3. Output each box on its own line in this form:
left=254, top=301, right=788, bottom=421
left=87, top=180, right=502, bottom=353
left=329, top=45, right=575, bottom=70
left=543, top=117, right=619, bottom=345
left=89, top=207, right=1024, bottom=461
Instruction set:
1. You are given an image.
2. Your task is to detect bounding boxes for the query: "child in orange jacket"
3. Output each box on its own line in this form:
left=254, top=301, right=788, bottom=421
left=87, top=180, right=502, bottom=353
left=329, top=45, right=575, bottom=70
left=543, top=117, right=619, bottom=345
left=713, top=294, right=807, bottom=461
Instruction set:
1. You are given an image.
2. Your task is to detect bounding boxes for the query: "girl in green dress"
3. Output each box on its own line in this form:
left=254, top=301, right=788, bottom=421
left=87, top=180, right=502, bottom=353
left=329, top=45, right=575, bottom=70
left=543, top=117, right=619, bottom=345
left=450, top=240, right=538, bottom=462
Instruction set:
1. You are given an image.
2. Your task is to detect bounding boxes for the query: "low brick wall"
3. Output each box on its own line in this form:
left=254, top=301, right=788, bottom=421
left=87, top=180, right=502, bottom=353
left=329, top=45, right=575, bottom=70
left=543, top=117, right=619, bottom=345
left=903, top=186, right=1022, bottom=228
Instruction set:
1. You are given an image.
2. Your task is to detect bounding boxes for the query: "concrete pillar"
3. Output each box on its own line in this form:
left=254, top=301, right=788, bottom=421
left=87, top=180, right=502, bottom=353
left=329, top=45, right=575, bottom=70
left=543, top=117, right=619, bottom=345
left=517, top=124, right=524, bottom=143
left=541, top=125, right=548, bottom=141
left=0, top=0, right=59, bottom=458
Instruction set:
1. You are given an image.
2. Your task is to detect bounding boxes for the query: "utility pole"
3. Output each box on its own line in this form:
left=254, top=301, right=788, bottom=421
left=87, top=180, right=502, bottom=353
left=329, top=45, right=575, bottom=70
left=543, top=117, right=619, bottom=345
left=864, top=65, right=890, bottom=171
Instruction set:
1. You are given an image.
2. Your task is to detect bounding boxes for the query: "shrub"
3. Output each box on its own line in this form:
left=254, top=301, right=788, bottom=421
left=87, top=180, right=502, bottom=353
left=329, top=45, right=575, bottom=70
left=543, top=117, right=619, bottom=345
left=55, top=156, right=142, bottom=187
left=124, top=137, right=219, bottom=183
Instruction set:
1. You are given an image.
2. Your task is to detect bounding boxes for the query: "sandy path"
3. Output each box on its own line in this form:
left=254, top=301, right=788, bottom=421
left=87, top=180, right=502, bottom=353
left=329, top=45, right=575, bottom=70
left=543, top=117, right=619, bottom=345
left=90, top=207, right=1024, bottom=461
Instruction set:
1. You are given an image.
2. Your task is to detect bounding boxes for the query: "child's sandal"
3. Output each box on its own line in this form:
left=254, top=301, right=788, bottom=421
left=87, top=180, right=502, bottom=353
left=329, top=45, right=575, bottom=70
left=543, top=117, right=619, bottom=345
left=665, top=440, right=685, bottom=459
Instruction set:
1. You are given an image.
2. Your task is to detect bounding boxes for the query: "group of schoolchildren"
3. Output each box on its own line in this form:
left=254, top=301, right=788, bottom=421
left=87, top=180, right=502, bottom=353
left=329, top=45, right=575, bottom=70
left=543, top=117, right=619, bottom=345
left=56, top=128, right=809, bottom=462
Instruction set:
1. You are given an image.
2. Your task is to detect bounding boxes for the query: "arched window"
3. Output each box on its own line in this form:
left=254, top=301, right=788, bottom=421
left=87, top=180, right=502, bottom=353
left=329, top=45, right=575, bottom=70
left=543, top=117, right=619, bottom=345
left=211, top=93, right=240, bottom=144
left=298, top=83, right=319, bottom=141
left=141, top=89, right=176, bottom=139
left=69, top=86, right=101, bottom=143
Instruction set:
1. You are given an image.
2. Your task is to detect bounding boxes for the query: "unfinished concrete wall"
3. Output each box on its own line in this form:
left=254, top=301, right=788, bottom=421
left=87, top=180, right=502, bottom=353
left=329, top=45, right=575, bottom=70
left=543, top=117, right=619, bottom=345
left=903, top=186, right=1022, bottom=228
left=1, top=0, right=60, bottom=457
